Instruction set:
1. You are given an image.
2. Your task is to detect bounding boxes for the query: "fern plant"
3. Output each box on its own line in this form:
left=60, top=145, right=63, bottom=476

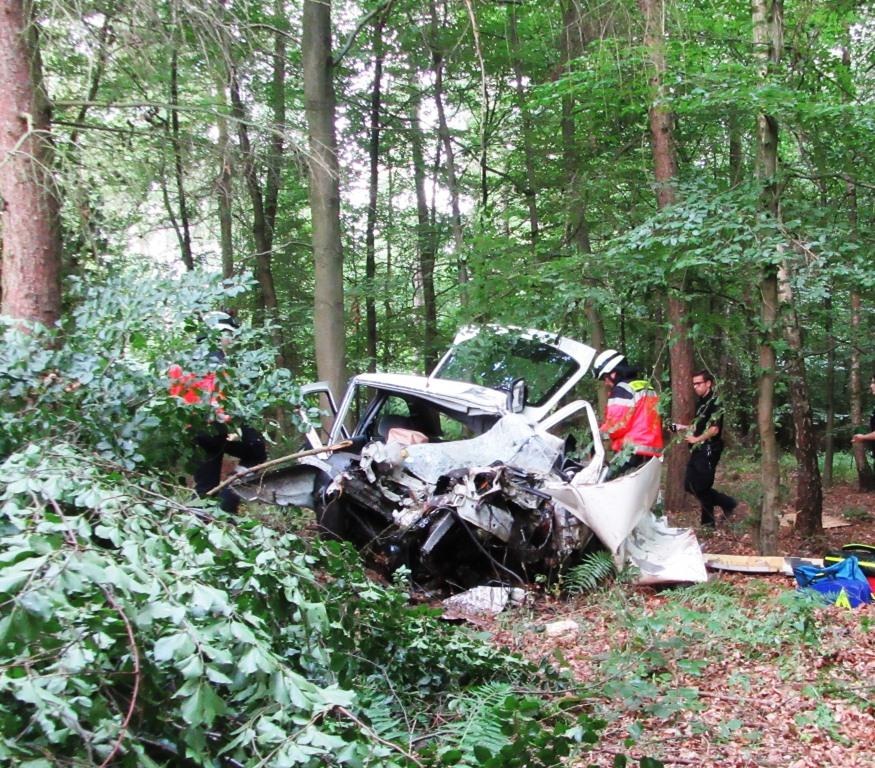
left=563, top=550, right=617, bottom=595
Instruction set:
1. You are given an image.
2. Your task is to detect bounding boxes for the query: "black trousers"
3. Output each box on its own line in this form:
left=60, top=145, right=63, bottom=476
left=193, top=424, right=267, bottom=513
left=684, top=444, right=735, bottom=526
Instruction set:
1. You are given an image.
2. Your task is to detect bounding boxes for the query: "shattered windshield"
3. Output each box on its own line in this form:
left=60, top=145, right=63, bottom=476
left=432, top=328, right=580, bottom=407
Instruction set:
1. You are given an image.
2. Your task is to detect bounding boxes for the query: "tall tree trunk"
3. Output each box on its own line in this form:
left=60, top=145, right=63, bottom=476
left=508, top=5, right=539, bottom=248
left=264, top=0, right=285, bottom=249
left=849, top=291, right=874, bottom=488
left=822, top=286, right=835, bottom=487
left=428, top=0, right=467, bottom=295
left=169, top=46, right=194, bottom=271
left=67, top=11, right=112, bottom=273
left=365, top=15, right=385, bottom=373
left=639, top=0, right=695, bottom=512
left=303, top=0, right=346, bottom=400
left=409, top=86, right=438, bottom=373
left=752, top=0, right=783, bottom=555
left=558, top=1, right=605, bottom=364
left=778, top=257, right=822, bottom=534
left=214, top=74, right=234, bottom=280
left=0, top=0, right=61, bottom=327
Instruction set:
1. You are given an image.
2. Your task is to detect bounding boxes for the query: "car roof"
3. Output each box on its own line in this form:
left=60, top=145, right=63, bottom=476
left=350, top=372, right=509, bottom=415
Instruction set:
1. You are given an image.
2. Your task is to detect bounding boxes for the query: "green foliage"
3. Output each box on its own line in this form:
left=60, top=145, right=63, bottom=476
left=0, top=271, right=302, bottom=473
left=564, top=550, right=618, bottom=596
left=0, top=439, right=593, bottom=766
left=0, top=274, right=613, bottom=766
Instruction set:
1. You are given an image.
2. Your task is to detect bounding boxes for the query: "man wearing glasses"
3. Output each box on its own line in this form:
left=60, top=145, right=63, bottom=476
left=673, top=370, right=738, bottom=528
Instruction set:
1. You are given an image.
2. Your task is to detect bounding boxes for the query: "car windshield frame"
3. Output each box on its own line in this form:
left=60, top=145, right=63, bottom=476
left=430, top=328, right=582, bottom=408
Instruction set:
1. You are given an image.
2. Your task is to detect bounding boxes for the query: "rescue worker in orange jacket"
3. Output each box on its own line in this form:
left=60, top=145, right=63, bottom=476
left=592, top=349, right=663, bottom=478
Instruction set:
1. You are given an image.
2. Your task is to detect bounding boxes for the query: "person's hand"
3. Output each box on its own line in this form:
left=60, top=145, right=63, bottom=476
left=684, top=434, right=700, bottom=445
left=852, top=434, right=864, bottom=443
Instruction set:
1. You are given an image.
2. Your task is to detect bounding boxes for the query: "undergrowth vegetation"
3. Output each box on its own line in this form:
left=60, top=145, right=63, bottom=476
left=0, top=274, right=642, bottom=766
left=571, top=579, right=825, bottom=734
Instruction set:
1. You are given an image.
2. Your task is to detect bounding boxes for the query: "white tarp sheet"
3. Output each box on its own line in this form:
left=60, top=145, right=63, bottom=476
left=623, top=513, right=708, bottom=584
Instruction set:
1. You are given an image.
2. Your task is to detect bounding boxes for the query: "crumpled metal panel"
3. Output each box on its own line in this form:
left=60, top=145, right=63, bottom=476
left=543, top=456, right=662, bottom=555
left=398, top=414, right=563, bottom=485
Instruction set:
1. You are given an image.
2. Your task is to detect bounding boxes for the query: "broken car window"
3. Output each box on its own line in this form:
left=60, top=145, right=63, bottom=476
left=433, top=328, right=580, bottom=407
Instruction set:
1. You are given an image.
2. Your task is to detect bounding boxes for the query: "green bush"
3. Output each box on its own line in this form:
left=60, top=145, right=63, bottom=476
left=0, top=271, right=303, bottom=473
left=0, top=273, right=616, bottom=766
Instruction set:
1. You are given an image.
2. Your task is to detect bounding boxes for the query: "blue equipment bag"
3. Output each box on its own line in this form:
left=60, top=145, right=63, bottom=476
left=793, top=555, right=872, bottom=608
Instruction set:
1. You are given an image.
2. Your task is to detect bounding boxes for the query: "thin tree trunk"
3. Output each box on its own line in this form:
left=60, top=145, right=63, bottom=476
left=409, top=86, right=438, bottom=373
left=214, top=74, right=234, bottom=280
left=0, top=0, right=61, bottom=327
left=303, top=0, right=346, bottom=400
left=778, top=257, right=822, bottom=534
left=508, top=6, right=539, bottom=248
left=365, top=15, right=385, bottom=373
left=753, top=0, right=783, bottom=555
left=639, top=0, right=695, bottom=512
left=169, top=46, right=194, bottom=271
left=822, top=287, right=835, bottom=488
left=264, top=0, right=285, bottom=246
left=558, top=0, right=605, bottom=367
left=429, top=0, right=467, bottom=294
left=67, top=11, right=112, bottom=272
left=229, top=70, right=278, bottom=315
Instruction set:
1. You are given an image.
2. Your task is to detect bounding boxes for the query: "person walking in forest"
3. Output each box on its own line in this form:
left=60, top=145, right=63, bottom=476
left=675, top=370, right=737, bottom=528
left=592, top=349, right=663, bottom=478
left=850, top=375, right=875, bottom=454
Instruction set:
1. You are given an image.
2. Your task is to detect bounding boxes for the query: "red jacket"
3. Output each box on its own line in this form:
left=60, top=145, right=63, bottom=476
left=600, top=379, right=663, bottom=457
left=168, top=364, right=229, bottom=423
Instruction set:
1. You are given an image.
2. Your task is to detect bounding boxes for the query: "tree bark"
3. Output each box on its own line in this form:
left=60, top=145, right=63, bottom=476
left=508, top=6, right=539, bottom=248
left=303, top=0, right=346, bottom=400
left=365, top=15, right=385, bottom=373
left=169, top=46, right=194, bottom=271
left=214, top=74, right=234, bottom=280
left=409, top=83, right=438, bottom=374
left=558, top=0, right=605, bottom=370
left=0, top=0, right=61, bottom=328
left=752, top=0, right=783, bottom=555
left=778, top=257, right=822, bottom=535
left=229, top=71, right=278, bottom=315
left=428, top=0, right=467, bottom=294
left=639, top=0, right=695, bottom=512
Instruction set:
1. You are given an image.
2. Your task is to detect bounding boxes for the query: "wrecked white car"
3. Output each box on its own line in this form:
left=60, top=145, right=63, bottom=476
left=234, top=327, right=706, bottom=589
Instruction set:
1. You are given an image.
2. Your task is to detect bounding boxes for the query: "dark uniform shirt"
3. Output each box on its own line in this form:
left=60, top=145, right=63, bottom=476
left=692, top=390, right=724, bottom=449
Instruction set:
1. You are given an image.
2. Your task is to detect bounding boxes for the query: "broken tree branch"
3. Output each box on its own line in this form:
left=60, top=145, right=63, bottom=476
left=206, top=440, right=353, bottom=497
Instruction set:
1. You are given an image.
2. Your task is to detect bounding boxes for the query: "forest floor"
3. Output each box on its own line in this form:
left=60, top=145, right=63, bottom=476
left=488, top=473, right=875, bottom=768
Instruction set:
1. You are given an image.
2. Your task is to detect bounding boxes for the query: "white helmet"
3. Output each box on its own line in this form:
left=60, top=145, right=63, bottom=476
left=592, top=348, right=625, bottom=379
left=204, top=310, right=239, bottom=334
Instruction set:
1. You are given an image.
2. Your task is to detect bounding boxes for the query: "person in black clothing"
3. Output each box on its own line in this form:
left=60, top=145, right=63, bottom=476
left=850, top=375, right=875, bottom=456
left=190, top=311, right=266, bottom=514
left=675, top=370, right=737, bottom=527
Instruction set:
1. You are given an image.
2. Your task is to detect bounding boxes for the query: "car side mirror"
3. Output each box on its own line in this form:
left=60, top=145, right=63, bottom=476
left=508, top=378, right=527, bottom=413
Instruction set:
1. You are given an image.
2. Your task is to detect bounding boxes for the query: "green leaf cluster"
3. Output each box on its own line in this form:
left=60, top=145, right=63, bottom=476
left=0, top=438, right=597, bottom=766
left=0, top=270, right=300, bottom=473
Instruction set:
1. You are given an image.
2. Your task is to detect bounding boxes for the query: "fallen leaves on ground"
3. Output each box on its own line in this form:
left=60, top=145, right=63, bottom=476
left=488, top=482, right=875, bottom=767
